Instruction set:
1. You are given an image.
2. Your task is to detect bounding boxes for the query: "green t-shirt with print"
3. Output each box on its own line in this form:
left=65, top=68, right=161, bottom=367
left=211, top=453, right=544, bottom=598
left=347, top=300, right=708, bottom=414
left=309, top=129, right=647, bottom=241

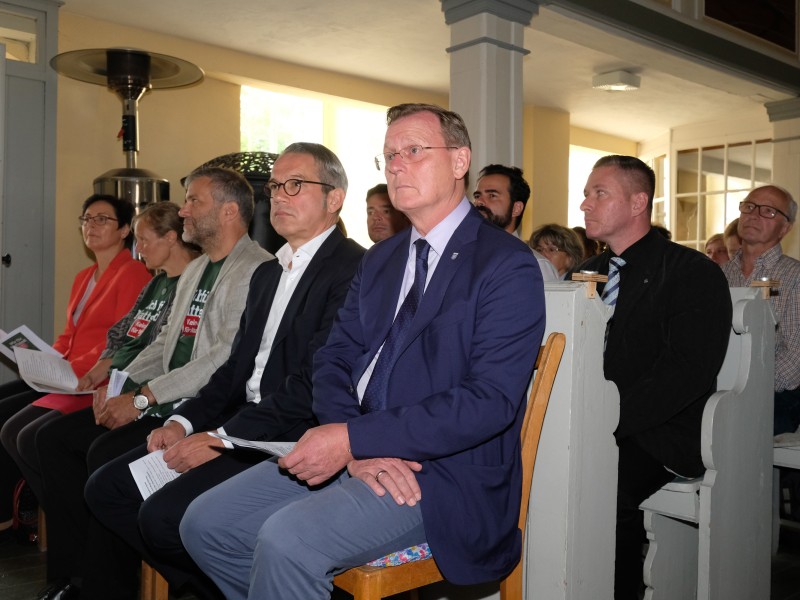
left=111, top=273, right=179, bottom=372
left=168, top=257, right=225, bottom=371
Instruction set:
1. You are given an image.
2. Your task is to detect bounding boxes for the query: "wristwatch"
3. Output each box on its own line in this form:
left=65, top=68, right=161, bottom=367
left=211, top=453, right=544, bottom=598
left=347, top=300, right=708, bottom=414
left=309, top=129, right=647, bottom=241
left=133, top=387, right=150, bottom=411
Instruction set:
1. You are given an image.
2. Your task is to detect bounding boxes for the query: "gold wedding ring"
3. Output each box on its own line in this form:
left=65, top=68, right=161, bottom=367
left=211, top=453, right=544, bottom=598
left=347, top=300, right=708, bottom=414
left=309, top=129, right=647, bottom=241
left=375, top=470, right=387, bottom=481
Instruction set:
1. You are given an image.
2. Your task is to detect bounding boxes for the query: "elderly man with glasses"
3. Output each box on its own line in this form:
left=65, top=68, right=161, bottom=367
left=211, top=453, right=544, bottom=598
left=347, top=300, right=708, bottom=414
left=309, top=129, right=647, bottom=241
left=723, top=185, right=800, bottom=434
left=180, top=103, right=545, bottom=600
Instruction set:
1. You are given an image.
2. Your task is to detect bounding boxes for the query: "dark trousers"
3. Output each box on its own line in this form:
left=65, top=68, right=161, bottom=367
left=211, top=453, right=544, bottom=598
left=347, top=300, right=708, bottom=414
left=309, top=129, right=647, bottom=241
left=35, top=407, right=164, bottom=586
left=0, top=379, right=43, bottom=521
left=615, top=438, right=679, bottom=600
left=1, top=405, right=59, bottom=503
left=774, top=387, right=800, bottom=435
left=85, top=443, right=266, bottom=600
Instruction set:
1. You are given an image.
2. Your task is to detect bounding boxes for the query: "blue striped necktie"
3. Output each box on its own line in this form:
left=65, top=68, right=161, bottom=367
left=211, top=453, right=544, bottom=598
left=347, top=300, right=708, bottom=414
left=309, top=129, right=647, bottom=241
left=361, top=238, right=430, bottom=413
left=602, top=256, right=626, bottom=307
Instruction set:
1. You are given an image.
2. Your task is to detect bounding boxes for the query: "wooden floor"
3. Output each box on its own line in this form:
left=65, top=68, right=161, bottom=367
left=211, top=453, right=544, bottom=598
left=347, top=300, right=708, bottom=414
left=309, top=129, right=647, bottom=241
left=2, top=528, right=800, bottom=599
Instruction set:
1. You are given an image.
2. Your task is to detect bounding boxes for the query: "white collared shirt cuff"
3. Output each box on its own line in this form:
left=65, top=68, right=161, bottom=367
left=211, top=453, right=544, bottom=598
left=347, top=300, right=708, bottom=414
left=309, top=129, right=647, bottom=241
left=214, top=425, right=234, bottom=450
left=167, top=415, right=193, bottom=436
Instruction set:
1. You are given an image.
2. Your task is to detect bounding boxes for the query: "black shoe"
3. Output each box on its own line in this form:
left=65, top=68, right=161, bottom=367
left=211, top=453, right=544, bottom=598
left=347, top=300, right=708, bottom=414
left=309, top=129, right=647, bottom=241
left=36, top=581, right=81, bottom=600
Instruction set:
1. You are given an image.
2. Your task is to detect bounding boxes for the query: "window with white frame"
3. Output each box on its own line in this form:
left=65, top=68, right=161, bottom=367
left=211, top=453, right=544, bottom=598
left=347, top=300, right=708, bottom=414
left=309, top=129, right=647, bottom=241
left=673, top=140, right=772, bottom=249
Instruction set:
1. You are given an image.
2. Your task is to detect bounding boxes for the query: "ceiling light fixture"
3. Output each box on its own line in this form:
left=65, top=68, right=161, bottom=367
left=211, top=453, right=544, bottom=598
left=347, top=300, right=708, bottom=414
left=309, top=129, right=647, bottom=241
left=592, top=70, right=640, bottom=92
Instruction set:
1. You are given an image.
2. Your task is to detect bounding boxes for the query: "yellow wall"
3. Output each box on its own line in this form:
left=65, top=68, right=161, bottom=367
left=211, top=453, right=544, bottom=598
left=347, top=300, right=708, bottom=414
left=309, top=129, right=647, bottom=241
left=571, top=127, right=638, bottom=156
left=54, top=12, right=447, bottom=332
left=520, top=106, right=570, bottom=241
left=55, top=13, right=638, bottom=330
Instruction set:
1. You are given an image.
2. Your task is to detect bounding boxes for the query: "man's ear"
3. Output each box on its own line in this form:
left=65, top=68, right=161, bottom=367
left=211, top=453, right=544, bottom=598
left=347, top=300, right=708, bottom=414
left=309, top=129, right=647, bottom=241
left=222, top=200, right=240, bottom=223
left=511, top=200, right=525, bottom=219
left=326, top=188, right=345, bottom=214
left=630, top=191, right=649, bottom=217
left=453, top=147, right=471, bottom=180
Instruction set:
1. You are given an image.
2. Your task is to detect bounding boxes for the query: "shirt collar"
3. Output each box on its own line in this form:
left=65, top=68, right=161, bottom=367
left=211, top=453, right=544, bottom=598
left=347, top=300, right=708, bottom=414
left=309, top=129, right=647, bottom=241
left=407, top=197, right=471, bottom=259
left=275, top=225, right=336, bottom=272
left=615, top=227, right=661, bottom=264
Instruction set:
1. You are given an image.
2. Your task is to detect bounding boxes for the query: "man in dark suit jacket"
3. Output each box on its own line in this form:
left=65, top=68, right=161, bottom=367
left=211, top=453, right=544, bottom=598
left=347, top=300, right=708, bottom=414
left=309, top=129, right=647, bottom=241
left=180, top=103, right=546, bottom=600
left=83, top=143, right=365, bottom=599
left=578, top=155, right=732, bottom=600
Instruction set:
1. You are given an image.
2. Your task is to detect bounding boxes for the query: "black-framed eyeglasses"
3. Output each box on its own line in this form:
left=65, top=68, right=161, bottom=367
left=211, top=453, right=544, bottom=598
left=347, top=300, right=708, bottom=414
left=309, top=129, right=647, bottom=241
left=375, top=145, right=458, bottom=170
left=78, top=214, right=118, bottom=227
left=264, top=178, right=334, bottom=199
left=739, top=201, right=791, bottom=221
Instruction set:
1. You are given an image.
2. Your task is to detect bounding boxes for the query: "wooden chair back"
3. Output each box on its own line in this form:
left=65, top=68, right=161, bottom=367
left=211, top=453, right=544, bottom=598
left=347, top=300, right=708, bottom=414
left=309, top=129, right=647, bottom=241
left=334, top=331, right=566, bottom=600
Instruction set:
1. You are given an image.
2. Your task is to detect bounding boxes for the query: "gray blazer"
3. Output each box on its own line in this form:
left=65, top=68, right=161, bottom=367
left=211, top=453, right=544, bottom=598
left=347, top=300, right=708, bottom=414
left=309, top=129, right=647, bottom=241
left=126, top=234, right=272, bottom=405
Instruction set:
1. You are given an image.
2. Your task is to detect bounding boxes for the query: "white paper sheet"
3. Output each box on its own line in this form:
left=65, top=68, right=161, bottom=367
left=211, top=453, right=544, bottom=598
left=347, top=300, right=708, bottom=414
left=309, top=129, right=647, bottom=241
left=0, top=325, right=61, bottom=363
left=210, top=433, right=295, bottom=457
left=107, top=369, right=129, bottom=398
left=13, top=346, right=80, bottom=394
left=128, top=450, right=181, bottom=500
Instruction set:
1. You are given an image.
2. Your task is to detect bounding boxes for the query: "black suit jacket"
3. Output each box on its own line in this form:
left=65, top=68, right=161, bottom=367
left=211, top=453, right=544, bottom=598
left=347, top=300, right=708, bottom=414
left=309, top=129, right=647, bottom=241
left=173, top=229, right=365, bottom=442
left=579, top=229, right=732, bottom=476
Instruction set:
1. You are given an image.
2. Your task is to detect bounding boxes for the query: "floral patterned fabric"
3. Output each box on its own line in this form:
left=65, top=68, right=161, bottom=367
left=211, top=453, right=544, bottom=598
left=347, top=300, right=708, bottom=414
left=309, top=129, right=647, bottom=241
left=366, top=543, right=432, bottom=567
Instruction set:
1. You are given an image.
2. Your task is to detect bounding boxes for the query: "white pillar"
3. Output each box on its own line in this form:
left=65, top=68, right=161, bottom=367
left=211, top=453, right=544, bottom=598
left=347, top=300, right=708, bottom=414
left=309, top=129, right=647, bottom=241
left=441, top=0, right=537, bottom=186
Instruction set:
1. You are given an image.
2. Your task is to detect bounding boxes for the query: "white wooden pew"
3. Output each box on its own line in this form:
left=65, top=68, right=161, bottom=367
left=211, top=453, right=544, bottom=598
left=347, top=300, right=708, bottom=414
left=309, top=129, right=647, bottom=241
left=640, top=287, right=776, bottom=600
left=423, top=282, right=618, bottom=600
left=523, top=282, right=620, bottom=600
left=426, top=285, right=774, bottom=600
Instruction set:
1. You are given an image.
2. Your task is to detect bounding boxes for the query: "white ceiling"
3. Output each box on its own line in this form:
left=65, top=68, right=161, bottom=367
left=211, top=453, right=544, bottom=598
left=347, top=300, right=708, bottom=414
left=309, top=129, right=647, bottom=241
left=58, top=0, right=793, bottom=142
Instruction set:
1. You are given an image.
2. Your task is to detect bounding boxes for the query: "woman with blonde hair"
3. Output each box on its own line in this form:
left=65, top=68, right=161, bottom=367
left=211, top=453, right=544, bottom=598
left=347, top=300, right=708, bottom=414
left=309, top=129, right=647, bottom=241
left=529, top=224, right=585, bottom=279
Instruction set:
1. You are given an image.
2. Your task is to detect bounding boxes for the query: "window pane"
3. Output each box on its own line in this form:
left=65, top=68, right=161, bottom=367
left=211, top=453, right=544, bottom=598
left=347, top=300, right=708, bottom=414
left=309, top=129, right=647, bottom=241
left=727, top=143, right=752, bottom=190
left=676, top=195, right=698, bottom=242
left=676, top=149, right=699, bottom=195
left=329, top=103, right=388, bottom=248
left=701, top=146, right=725, bottom=192
left=240, top=87, right=323, bottom=153
left=704, top=193, right=726, bottom=240
left=726, top=190, right=749, bottom=222
left=568, top=146, right=607, bottom=227
left=0, top=10, right=37, bottom=63
left=755, top=141, right=772, bottom=187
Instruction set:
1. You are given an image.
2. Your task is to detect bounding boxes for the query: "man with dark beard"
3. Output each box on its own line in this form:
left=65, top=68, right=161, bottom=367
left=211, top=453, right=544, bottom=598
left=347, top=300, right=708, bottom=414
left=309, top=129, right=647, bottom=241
left=472, top=164, right=558, bottom=280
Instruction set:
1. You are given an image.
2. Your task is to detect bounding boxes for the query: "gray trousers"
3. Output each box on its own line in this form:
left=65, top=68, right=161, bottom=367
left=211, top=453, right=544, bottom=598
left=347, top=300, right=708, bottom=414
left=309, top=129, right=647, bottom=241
left=180, top=458, right=427, bottom=600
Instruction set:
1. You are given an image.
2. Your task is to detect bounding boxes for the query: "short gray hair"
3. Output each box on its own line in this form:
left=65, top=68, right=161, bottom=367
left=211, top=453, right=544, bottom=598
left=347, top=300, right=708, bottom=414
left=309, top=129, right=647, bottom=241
left=281, top=142, right=348, bottom=193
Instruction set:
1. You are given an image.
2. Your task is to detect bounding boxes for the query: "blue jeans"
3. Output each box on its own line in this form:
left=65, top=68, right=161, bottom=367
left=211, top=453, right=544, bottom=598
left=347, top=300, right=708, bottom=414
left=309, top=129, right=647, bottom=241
left=180, top=459, right=426, bottom=600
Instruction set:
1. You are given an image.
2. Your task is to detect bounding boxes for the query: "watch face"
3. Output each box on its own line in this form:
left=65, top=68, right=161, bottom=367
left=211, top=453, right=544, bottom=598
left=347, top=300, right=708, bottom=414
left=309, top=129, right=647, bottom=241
left=133, top=395, right=149, bottom=410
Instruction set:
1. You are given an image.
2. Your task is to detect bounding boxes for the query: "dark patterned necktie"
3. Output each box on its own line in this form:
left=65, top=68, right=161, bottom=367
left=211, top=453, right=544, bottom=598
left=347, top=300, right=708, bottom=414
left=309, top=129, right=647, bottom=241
left=602, top=256, right=625, bottom=352
left=361, top=239, right=430, bottom=413
left=602, top=256, right=626, bottom=307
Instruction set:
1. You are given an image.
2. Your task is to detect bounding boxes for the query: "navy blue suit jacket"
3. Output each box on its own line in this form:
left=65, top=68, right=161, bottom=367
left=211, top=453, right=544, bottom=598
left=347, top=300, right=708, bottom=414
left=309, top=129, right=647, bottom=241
left=313, top=206, right=546, bottom=584
left=174, top=229, right=365, bottom=442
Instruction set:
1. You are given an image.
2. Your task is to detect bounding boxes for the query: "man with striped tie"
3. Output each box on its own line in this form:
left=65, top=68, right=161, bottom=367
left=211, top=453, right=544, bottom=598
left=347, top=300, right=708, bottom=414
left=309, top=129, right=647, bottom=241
left=578, top=155, right=732, bottom=600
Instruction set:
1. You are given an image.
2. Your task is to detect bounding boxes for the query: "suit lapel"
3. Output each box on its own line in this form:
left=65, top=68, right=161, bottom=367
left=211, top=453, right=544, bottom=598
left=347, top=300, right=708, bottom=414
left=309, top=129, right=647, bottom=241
left=364, top=232, right=411, bottom=355
left=399, top=209, right=480, bottom=353
left=244, top=261, right=281, bottom=347
left=271, top=230, right=344, bottom=348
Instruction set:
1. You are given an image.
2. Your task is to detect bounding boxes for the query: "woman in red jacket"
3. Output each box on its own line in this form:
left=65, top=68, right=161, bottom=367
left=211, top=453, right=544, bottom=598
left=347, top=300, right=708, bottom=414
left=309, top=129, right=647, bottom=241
left=0, top=194, right=151, bottom=537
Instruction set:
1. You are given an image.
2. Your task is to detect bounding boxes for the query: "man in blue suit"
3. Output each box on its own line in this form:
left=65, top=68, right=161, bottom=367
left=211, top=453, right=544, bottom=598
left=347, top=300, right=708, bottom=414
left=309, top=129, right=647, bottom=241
left=180, top=103, right=546, bottom=600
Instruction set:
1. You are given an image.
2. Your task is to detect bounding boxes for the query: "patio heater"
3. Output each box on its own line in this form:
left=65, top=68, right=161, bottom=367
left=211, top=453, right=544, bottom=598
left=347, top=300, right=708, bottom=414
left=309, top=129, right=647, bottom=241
left=50, top=48, right=204, bottom=211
